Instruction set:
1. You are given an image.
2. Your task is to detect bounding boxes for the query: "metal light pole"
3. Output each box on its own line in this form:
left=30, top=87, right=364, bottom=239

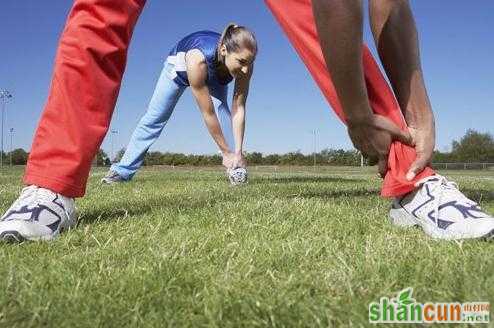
left=9, top=128, right=14, bottom=166
left=110, top=129, right=118, bottom=162
left=0, top=90, right=13, bottom=168
left=313, top=129, right=317, bottom=170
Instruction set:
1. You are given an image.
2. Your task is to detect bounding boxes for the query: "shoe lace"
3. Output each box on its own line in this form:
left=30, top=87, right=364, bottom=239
left=16, top=186, right=56, bottom=208
left=416, top=175, right=476, bottom=224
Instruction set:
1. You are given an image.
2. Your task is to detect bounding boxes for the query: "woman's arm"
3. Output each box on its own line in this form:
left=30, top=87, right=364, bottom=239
left=186, top=49, right=234, bottom=167
left=231, top=66, right=253, bottom=168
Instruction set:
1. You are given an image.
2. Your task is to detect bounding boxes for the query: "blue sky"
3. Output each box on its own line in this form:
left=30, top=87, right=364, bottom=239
left=1, top=1, right=493, bottom=158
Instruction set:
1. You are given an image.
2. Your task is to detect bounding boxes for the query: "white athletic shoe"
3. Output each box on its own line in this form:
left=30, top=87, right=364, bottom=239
left=0, top=186, right=76, bottom=242
left=227, top=167, right=248, bottom=185
left=389, top=175, right=494, bottom=240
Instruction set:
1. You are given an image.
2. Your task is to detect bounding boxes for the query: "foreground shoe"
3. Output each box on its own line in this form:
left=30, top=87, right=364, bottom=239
left=0, top=186, right=76, bottom=242
left=390, top=175, right=494, bottom=240
left=101, top=170, right=126, bottom=184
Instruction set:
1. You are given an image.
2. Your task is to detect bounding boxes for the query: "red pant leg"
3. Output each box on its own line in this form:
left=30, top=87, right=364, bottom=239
left=24, top=0, right=146, bottom=197
left=264, top=0, right=434, bottom=197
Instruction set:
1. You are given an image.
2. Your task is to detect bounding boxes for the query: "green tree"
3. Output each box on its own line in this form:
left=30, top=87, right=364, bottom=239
left=264, top=154, right=280, bottom=165
left=95, top=149, right=110, bottom=166
left=451, top=129, right=494, bottom=162
left=143, top=151, right=163, bottom=165
left=246, top=152, right=263, bottom=165
left=114, top=148, right=126, bottom=163
left=8, top=148, right=29, bottom=165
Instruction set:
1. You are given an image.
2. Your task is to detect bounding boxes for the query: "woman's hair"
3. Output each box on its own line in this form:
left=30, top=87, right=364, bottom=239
left=218, top=23, right=257, bottom=55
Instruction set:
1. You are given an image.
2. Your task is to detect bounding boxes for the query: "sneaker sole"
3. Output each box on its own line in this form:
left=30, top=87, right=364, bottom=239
left=0, top=220, right=66, bottom=242
left=481, top=229, right=494, bottom=241
left=100, top=178, right=125, bottom=184
left=390, top=207, right=494, bottom=240
left=0, top=230, right=26, bottom=243
left=389, top=207, right=418, bottom=228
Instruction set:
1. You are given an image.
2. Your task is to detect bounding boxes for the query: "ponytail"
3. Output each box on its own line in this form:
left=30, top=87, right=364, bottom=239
left=219, top=23, right=238, bottom=48
left=218, top=23, right=257, bottom=60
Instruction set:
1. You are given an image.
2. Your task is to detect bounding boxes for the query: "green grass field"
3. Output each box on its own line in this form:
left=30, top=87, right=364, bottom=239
left=1, top=166, right=493, bottom=327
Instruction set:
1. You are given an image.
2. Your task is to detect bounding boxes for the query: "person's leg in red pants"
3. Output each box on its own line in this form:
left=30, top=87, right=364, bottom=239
left=25, top=0, right=146, bottom=198
left=264, top=0, right=434, bottom=197
left=265, top=0, right=494, bottom=240
left=0, top=0, right=146, bottom=242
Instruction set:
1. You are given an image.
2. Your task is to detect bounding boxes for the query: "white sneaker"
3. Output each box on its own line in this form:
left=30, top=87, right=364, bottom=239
left=227, top=167, right=248, bottom=186
left=0, top=186, right=76, bottom=242
left=389, top=175, right=494, bottom=240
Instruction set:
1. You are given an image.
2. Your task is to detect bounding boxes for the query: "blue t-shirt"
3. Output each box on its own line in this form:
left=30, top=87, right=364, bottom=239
left=167, top=30, right=233, bottom=87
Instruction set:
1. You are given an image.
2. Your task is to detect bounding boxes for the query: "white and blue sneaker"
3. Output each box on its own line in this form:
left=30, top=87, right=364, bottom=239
left=101, top=170, right=127, bottom=184
left=227, top=167, right=248, bottom=186
left=390, top=175, right=494, bottom=240
left=0, top=186, right=76, bottom=242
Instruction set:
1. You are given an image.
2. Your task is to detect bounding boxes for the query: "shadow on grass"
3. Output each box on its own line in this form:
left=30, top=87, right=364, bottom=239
left=78, top=183, right=378, bottom=226
left=250, top=176, right=366, bottom=184
left=286, top=188, right=494, bottom=202
left=134, top=174, right=225, bottom=184
left=77, top=185, right=492, bottom=227
left=130, top=170, right=367, bottom=185
left=281, top=188, right=382, bottom=200
left=77, top=192, right=227, bottom=226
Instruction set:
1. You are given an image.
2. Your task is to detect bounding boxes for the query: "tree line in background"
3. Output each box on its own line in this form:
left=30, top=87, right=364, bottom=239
left=2, top=129, right=493, bottom=167
left=432, top=130, right=494, bottom=163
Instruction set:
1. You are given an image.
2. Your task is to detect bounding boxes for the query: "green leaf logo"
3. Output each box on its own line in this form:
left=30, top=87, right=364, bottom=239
left=398, top=287, right=415, bottom=305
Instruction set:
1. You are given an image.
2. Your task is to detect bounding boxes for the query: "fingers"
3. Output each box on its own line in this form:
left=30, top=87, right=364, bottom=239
left=373, top=115, right=414, bottom=146
left=395, top=129, right=414, bottom=146
left=406, top=156, right=429, bottom=181
left=222, top=153, right=235, bottom=169
left=231, top=154, right=247, bottom=169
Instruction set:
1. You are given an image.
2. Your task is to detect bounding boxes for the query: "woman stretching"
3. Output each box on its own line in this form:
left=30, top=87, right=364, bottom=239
left=102, top=25, right=257, bottom=184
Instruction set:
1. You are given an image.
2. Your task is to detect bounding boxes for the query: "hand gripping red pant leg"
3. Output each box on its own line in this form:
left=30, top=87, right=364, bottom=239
left=24, top=0, right=146, bottom=197
left=264, top=0, right=435, bottom=197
